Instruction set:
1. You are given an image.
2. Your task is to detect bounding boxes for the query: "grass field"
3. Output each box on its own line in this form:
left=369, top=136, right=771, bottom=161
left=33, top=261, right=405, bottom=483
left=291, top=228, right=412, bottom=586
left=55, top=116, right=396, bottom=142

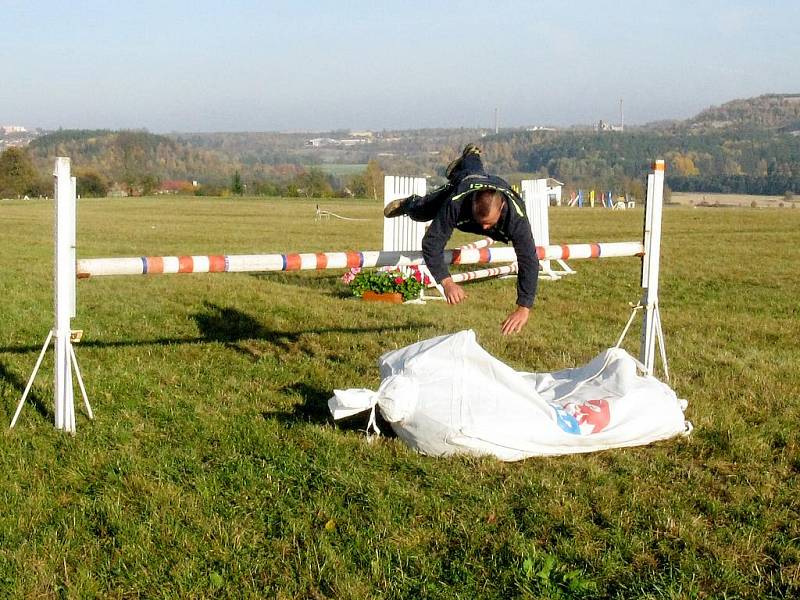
left=671, top=192, right=794, bottom=208
left=1, top=197, right=799, bottom=598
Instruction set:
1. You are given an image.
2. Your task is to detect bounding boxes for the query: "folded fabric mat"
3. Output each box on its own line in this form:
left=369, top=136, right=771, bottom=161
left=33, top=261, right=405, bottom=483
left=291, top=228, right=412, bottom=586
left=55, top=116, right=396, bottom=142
left=329, top=330, right=690, bottom=461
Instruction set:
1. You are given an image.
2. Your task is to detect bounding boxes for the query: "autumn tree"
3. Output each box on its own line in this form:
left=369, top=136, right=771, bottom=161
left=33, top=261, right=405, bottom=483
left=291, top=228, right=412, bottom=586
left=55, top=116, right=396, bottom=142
left=77, top=170, right=109, bottom=197
left=366, top=160, right=386, bottom=200
left=669, top=152, right=700, bottom=176
left=231, top=170, right=243, bottom=195
left=347, top=172, right=369, bottom=198
left=140, top=174, right=160, bottom=196
left=0, top=147, right=39, bottom=197
left=293, top=168, right=333, bottom=198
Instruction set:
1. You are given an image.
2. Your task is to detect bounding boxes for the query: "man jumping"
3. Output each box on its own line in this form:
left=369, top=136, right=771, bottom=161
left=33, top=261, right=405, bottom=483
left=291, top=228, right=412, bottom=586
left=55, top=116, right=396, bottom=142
left=384, top=144, right=538, bottom=335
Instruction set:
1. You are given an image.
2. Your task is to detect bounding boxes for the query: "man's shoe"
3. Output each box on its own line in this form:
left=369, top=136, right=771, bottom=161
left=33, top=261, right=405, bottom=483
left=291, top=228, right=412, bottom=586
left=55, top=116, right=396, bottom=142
left=445, top=144, right=482, bottom=180
left=462, top=143, right=481, bottom=157
left=383, top=197, right=409, bottom=218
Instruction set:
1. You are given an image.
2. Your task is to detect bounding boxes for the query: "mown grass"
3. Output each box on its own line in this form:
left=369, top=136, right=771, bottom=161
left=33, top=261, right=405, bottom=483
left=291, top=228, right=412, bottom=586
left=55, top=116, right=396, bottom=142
left=1, top=197, right=798, bottom=598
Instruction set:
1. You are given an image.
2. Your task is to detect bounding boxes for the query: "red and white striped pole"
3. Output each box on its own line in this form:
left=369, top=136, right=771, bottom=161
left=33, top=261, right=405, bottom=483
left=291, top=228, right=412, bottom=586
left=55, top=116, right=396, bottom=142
left=444, top=263, right=518, bottom=285
left=75, top=242, right=644, bottom=278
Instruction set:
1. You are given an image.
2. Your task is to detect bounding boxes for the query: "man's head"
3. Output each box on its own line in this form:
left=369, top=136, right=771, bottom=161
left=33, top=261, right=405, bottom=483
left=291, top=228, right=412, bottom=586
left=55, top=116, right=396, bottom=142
left=473, top=189, right=504, bottom=230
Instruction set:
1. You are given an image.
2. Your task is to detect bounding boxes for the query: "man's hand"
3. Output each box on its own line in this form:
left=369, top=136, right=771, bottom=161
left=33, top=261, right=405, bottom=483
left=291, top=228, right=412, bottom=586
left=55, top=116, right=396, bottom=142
left=501, top=306, right=530, bottom=335
left=441, top=278, right=466, bottom=304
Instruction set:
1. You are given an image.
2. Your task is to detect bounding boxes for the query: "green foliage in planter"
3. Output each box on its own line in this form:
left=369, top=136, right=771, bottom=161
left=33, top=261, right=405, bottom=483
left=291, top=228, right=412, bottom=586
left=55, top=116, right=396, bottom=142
left=342, top=266, right=427, bottom=301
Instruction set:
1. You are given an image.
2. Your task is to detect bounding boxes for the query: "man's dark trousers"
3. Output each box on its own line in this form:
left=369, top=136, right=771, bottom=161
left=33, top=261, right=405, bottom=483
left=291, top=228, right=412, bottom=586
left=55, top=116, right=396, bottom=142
left=405, top=153, right=487, bottom=222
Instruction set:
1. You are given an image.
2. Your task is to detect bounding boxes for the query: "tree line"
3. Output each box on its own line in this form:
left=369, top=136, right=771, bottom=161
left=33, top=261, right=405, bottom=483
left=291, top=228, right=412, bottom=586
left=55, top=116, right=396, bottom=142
left=0, top=143, right=387, bottom=200
left=4, top=105, right=799, bottom=200
left=481, top=128, right=800, bottom=196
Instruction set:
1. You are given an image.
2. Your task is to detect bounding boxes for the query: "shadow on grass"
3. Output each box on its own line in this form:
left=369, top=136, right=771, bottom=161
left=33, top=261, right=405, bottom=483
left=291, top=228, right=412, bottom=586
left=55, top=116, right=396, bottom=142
left=263, top=380, right=397, bottom=434
left=0, top=360, right=51, bottom=423
left=0, top=303, right=430, bottom=358
left=191, top=303, right=427, bottom=359
left=1, top=304, right=423, bottom=427
left=264, top=381, right=333, bottom=425
left=248, top=271, right=345, bottom=292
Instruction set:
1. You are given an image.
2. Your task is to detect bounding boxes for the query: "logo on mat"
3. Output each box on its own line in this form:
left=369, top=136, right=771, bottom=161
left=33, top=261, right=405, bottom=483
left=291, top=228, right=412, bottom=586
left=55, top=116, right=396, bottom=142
left=552, top=398, right=611, bottom=435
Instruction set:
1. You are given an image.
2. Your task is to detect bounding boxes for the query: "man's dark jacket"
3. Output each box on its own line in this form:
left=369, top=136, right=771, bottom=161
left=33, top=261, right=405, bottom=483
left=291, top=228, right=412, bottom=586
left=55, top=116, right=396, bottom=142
left=421, top=175, right=539, bottom=308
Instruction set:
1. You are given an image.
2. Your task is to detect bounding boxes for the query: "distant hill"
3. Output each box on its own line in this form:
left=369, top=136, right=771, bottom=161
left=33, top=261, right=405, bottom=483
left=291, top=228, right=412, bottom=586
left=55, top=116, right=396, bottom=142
left=14, top=93, right=800, bottom=197
left=25, top=128, right=489, bottom=187
left=486, top=93, right=800, bottom=196
left=27, top=129, right=234, bottom=186
left=686, top=93, right=800, bottom=132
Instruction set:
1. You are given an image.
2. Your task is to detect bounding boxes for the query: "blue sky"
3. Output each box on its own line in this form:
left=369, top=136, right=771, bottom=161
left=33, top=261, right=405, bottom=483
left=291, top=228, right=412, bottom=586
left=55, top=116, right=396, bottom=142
left=2, top=0, right=799, bottom=132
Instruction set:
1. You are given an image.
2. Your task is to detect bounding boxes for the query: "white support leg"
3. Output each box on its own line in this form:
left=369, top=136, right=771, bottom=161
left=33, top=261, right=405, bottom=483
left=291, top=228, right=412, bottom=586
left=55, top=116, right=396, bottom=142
left=555, top=259, right=575, bottom=274
left=69, top=342, right=93, bottom=420
left=10, top=330, right=53, bottom=428
left=654, top=306, right=670, bottom=382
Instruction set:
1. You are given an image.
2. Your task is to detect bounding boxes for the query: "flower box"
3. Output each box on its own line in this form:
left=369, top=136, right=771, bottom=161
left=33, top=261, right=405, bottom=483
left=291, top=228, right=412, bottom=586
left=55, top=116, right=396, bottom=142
left=361, top=291, right=404, bottom=304
left=341, top=266, right=431, bottom=302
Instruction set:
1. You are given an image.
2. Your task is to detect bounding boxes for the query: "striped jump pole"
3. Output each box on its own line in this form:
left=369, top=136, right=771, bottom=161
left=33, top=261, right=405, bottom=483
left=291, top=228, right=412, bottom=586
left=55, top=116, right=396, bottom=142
left=75, top=241, right=645, bottom=278
left=457, top=237, right=495, bottom=251
left=443, top=263, right=518, bottom=285
left=416, top=237, right=498, bottom=300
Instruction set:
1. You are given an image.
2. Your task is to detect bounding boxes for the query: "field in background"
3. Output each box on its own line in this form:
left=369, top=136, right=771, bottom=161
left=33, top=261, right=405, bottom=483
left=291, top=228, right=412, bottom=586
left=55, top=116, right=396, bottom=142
left=0, top=197, right=798, bottom=598
left=316, top=163, right=368, bottom=176
left=671, top=191, right=793, bottom=207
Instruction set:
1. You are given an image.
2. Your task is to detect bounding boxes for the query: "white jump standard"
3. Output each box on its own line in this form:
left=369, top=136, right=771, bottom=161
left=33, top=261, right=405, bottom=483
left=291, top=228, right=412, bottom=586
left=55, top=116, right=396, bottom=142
left=12, top=158, right=93, bottom=433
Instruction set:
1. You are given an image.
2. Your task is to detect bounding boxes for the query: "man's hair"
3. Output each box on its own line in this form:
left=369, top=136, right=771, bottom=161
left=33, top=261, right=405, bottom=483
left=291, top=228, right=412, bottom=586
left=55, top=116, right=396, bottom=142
left=473, top=189, right=504, bottom=220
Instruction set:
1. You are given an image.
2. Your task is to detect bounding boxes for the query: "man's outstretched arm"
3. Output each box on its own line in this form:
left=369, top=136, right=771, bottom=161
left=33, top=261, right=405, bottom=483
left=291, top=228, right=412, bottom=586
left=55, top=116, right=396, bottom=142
left=421, top=202, right=459, bottom=298
left=510, top=221, right=539, bottom=310
left=500, top=218, right=539, bottom=334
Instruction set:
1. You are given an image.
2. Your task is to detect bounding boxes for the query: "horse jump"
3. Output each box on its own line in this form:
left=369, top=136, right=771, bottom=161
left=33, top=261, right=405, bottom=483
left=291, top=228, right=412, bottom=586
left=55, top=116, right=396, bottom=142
left=12, top=159, right=666, bottom=433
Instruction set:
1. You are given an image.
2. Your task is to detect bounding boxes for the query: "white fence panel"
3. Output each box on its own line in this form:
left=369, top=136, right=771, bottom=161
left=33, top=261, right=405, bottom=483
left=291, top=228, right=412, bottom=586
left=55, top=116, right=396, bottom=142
left=383, top=176, right=428, bottom=252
